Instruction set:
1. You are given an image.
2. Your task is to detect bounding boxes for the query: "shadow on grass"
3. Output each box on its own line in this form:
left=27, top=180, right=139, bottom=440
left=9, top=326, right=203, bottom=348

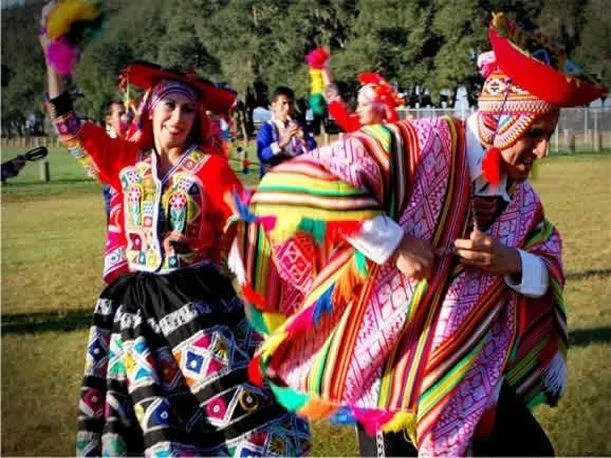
left=3, top=309, right=611, bottom=351
left=1, top=309, right=92, bottom=335
left=565, top=268, right=611, bottom=281
left=569, top=327, right=611, bottom=347
left=2, top=177, right=94, bottom=186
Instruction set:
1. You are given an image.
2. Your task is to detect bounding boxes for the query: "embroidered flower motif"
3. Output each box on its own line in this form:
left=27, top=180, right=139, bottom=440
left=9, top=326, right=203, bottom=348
left=206, top=396, right=227, bottom=420
left=239, top=389, right=259, bottom=412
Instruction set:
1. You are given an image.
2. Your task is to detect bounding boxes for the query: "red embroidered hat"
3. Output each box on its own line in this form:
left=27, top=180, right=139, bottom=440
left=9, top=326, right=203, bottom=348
left=119, top=60, right=237, bottom=115
left=489, top=13, right=606, bottom=107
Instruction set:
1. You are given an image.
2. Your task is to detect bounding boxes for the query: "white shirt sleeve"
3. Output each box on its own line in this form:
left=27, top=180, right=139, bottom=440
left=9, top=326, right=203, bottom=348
left=271, top=141, right=282, bottom=155
left=345, top=214, right=404, bottom=265
left=504, top=249, right=550, bottom=298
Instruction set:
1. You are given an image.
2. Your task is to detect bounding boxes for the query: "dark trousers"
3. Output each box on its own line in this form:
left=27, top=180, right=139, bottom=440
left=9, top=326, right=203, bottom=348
left=356, top=383, right=554, bottom=457
left=357, top=426, right=418, bottom=457
left=472, top=382, right=554, bottom=457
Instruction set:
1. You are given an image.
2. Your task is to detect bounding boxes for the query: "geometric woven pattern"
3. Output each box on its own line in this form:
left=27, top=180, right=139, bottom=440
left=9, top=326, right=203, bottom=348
left=77, top=266, right=310, bottom=456
left=240, top=117, right=566, bottom=456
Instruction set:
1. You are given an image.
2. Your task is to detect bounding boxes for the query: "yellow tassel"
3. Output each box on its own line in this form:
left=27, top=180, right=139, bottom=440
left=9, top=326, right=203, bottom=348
left=259, top=331, right=287, bottom=359
left=262, top=312, right=287, bottom=333
left=382, top=411, right=418, bottom=445
left=268, top=219, right=301, bottom=244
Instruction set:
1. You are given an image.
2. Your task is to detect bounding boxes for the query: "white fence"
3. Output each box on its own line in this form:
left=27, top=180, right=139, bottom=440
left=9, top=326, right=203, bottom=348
left=397, top=106, right=611, bottom=153
left=3, top=107, right=610, bottom=154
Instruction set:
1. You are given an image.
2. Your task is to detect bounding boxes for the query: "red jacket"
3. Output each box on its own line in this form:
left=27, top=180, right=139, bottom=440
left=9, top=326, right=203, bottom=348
left=51, top=107, right=242, bottom=275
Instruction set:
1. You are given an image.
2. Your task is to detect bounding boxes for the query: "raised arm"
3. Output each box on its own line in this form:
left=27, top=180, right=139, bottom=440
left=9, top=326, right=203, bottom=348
left=40, top=17, right=137, bottom=189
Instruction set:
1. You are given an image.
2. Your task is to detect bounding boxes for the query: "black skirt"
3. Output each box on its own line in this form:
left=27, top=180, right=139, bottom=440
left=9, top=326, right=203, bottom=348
left=76, top=263, right=310, bottom=456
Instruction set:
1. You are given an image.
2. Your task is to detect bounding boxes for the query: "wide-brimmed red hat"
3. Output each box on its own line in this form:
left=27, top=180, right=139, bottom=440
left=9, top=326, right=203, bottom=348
left=119, top=60, right=237, bottom=114
left=489, top=13, right=606, bottom=107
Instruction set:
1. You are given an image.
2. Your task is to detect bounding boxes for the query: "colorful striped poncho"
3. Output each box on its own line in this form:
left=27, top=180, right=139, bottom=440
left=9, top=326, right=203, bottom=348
left=230, top=117, right=567, bottom=456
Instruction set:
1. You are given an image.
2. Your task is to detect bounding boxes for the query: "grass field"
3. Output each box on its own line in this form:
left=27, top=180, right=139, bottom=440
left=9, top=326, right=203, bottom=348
left=1, top=146, right=610, bottom=455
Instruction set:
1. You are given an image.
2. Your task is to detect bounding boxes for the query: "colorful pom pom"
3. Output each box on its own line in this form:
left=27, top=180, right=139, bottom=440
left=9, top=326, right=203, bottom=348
left=46, top=0, right=100, bottom=41
left=307, top=48, right=329, bottom=118
left=43, top=0, right=104, bottom=77
left=46, top=38, right=79, bottom=77
left=353, top=408, right=395, bottom=437
left=306, top=47, right=330, bottom=69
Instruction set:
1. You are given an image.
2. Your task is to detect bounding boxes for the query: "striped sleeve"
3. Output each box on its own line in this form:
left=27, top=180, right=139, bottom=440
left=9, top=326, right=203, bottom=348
left=46, top=92, right=138, bottom=189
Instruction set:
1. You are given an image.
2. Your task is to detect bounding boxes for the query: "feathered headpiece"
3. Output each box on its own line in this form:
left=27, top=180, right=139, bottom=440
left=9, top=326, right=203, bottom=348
left=358, top=72, right=405, bottom=122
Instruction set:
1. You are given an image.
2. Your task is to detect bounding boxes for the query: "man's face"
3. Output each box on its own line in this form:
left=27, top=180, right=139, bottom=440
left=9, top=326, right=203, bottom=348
left=105, top=103, right=126, bottom=136
left=500, top=109, right=559, bottom=182
left=272, top=95, right=294, bottom=122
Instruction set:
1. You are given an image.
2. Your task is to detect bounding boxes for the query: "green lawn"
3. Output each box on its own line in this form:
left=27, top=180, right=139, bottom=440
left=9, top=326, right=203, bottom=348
left=1, top=147, right=610, bottom=455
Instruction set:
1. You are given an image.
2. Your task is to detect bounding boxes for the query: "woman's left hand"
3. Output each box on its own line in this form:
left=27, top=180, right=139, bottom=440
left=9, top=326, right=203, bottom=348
left=454, top=229, right=521, bottom=276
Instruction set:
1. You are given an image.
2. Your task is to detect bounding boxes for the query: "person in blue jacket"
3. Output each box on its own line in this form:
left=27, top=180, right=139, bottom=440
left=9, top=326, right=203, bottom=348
left=256, top=86, right=317, bottom=177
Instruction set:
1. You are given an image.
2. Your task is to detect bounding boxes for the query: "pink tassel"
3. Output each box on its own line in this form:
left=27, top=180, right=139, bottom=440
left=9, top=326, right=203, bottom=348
left=286, top=307, right=315, bottom=335
left=354, top=408, right=395, bottom=436
left=256, top=215, right=277, bottom=231
left=46, top=39, right=79, bottom=77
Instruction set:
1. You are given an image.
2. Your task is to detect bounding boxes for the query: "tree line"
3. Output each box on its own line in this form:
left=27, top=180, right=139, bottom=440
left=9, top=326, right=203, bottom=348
left=2, top=0, right=609, bottom=137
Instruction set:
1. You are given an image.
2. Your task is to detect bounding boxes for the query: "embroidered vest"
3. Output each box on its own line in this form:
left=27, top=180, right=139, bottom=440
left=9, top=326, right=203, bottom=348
left=119, top=147, right=216, bottom=273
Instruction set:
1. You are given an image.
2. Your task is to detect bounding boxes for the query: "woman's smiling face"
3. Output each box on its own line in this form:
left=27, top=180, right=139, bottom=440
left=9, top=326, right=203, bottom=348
left=151, top=92, right=197, bottom=152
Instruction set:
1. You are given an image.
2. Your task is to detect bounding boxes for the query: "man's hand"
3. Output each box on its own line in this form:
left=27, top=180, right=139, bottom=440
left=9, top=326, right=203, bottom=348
left=454, top=229, right=521, bottom=276
left=278, top=124, right=300, bottom=148
left=392, top=234, right=435, bottom=281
